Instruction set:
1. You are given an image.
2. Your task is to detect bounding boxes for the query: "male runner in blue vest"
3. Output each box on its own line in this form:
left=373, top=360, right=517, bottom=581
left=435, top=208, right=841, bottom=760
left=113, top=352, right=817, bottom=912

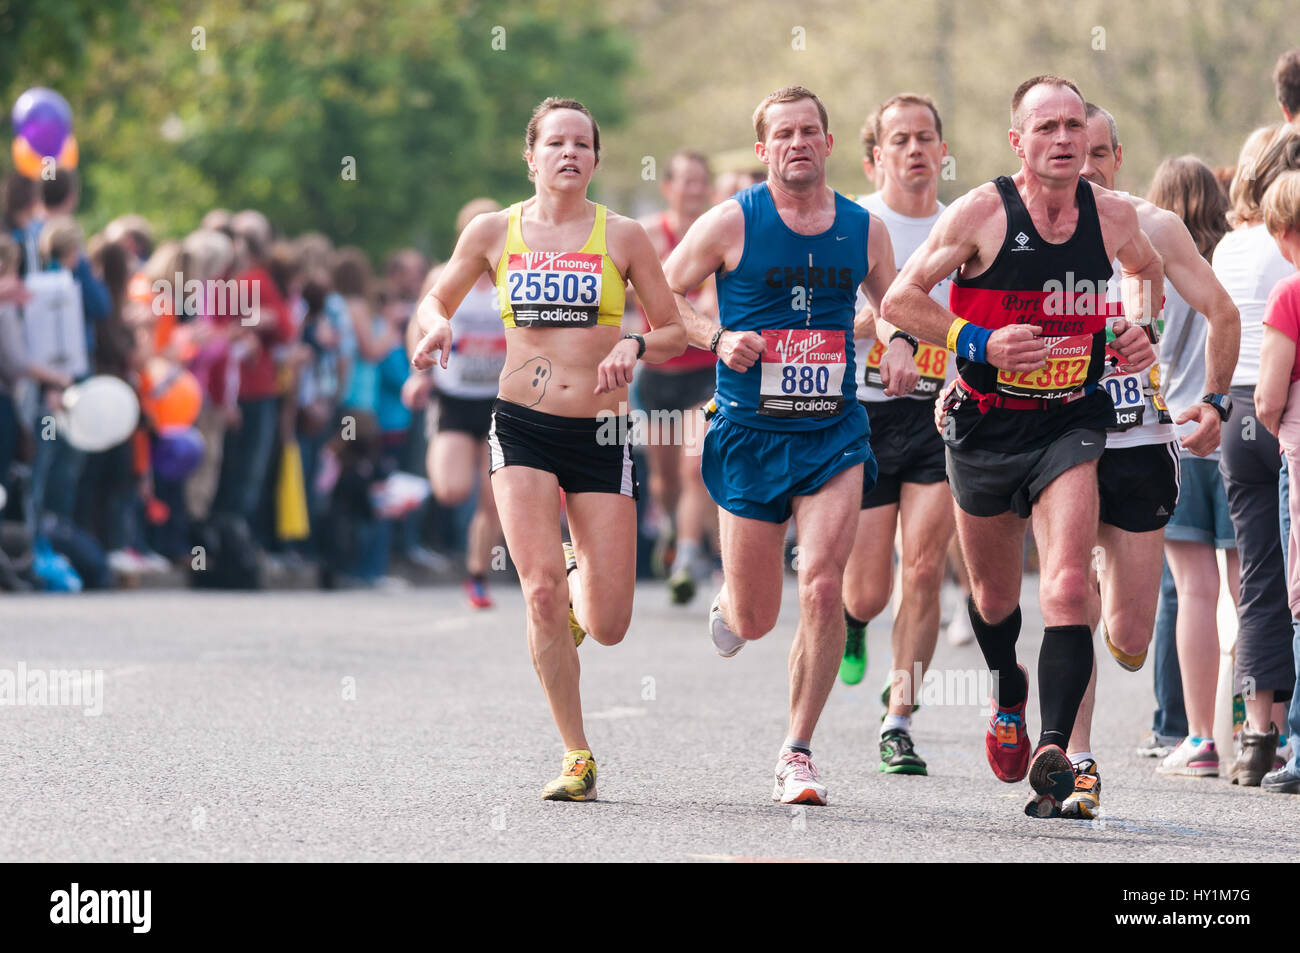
left=664, top=86, right=898, bottom=805
left=883, top=76, right=1162, bottom=817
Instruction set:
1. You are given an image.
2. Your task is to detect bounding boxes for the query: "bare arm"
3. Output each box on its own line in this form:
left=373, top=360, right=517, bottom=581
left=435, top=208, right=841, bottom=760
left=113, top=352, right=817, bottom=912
left=663, top=201, right=764, bottom=371
left=1102, top=193, right=1162, bottom=372
left=1255, top=325, right=1296, bottom=437
left=1150, top=211, right=1239, bottom=393
left=615, top=218, right=686, bottom=363
left=882, top=189, right=1048, bottom=373
left=856, top=218, right=916, bottom=397
left=411, top=214, right=500, bottom=370
left=1147, top=209, right=1239, bottom=456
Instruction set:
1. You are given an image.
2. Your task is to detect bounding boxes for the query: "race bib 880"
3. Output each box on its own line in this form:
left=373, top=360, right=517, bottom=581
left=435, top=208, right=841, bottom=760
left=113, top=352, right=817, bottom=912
left=758, top=328, right=847, bottom=418
left=506, top=252, right=602, bottom=327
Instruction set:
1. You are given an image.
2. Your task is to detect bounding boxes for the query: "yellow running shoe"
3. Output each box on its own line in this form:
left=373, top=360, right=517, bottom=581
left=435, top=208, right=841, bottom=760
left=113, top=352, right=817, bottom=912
left=541, top=749, right=597, bottom=801
left=562, top=541, right=585, bottom=646
left=1103, top=621, right=1147, bottom=672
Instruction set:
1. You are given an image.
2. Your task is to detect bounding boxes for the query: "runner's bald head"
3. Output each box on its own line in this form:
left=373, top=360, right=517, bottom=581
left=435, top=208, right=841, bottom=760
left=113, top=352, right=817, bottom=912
left=1010, top=75, right=1085, bottom=131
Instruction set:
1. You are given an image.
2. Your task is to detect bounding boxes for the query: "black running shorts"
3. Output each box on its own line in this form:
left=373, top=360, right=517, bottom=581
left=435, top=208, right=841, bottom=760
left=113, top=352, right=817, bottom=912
left=946, top=427, right=1105, bottom=518
left=437, top=394, right=495, bottom=441
left=861, top=398, right=948, bottom=509
left=487, top=399, right=638, bottom=498
left=1097, top=441, right=1180, bottom=533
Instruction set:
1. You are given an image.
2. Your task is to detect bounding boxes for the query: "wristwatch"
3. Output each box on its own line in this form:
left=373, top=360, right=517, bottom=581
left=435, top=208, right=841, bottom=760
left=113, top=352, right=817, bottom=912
left=1201, top=392, right=1232, bottom=422
left=709, top=326, right=727, bottom=354
left=889, top=330, right=920, bottom=355
left=623, top=332, right=646, bottom=359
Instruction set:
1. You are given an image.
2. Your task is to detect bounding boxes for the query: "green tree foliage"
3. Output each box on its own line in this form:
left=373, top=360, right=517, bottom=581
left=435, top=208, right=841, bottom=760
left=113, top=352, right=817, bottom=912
left=3, top=0, right=630, bottom=262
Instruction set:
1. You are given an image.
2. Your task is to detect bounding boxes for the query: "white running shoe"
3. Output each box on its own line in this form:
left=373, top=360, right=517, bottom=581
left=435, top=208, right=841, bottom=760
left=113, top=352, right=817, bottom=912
left=772, top=751, right=827, bottom=805
left=709, top=595, right=746, bottom=658
left=1156, top=737, right=1219, bottom=777
left=946, top=605, right=976, bottom=646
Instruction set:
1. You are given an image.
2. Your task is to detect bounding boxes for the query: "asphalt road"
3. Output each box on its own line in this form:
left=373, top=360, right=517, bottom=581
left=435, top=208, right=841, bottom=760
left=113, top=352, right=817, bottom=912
left=1, top=576, right=1295, bottom=862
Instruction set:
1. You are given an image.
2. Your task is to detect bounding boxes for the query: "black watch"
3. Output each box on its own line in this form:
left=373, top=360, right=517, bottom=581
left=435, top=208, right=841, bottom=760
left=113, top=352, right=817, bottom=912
left=623, top=332, right=646, bottom=359
left=1201, top=392, right=1232, bottom=422
left=709, top=326, right=727, bottom=354
left=889, top=330, right=920, bottom=355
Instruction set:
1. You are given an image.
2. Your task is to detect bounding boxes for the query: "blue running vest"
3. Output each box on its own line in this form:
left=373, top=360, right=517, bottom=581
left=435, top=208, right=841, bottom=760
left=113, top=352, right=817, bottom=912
left=714, top=182, right=871, bottom=431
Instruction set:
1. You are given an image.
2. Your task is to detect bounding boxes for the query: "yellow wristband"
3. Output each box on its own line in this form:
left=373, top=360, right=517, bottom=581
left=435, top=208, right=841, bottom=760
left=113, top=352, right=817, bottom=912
left=946, top=318, right=969, bottom=354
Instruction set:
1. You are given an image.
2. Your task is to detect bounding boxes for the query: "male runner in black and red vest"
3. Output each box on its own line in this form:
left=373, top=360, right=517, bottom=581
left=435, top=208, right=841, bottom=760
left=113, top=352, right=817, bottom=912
left=882, top=75, right=1163, bottom=817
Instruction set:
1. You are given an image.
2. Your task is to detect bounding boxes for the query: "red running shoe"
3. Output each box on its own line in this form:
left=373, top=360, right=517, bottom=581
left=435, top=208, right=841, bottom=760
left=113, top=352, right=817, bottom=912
left=985, top=663, right=1030, bottom=783
left=464, top=577, right=492, bottom=610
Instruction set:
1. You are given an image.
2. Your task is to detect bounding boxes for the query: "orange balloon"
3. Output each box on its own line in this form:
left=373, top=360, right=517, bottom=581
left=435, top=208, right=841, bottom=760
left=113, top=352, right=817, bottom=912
left=56, top=134, right=78, bottom=170
left=140, top=359, right=202, bottom=429
left=11, top=136, right=43, bottom=178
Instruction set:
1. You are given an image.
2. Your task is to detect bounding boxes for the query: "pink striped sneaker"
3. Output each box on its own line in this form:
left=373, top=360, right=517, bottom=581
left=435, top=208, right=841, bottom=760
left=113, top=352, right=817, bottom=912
left=1156, top=737, right=1219, bottom=777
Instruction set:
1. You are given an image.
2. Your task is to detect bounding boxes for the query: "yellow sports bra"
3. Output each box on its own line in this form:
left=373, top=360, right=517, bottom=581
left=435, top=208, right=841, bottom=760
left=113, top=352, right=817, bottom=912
left=496, top=201, right=625, bottom=329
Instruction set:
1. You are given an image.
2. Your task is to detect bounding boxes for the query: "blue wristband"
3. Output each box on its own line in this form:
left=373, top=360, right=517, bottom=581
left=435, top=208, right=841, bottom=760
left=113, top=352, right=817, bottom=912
left=956, top=322, right=992, bottom=363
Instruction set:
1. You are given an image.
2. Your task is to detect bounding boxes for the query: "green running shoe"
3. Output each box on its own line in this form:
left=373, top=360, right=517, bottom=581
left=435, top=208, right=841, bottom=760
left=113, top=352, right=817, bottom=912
left=878, top=728, right=927, bottom=775
left=840, top=619, right=867, bottom=685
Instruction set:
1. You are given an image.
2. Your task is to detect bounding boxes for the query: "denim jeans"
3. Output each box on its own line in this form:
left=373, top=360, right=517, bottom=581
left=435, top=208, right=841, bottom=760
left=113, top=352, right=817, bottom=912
left=1277, top=454, right=1300, bottom=776
left=214, top=398, right=278, bottom=523
left=1151, top=559, right=1188, bottom=739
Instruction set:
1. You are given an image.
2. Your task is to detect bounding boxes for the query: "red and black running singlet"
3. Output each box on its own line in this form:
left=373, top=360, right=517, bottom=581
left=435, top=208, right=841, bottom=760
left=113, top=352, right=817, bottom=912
left=948, top=176, right=1112, bottom=403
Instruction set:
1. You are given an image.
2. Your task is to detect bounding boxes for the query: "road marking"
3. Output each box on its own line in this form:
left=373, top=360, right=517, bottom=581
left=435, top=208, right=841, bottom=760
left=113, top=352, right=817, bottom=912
left=586, top=706, right=647, bottom=720
left=685, top=853, right=846, bottom=863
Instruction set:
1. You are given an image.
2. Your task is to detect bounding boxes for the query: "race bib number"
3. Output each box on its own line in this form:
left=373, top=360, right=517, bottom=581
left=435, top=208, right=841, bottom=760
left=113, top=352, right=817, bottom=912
left=505, top=252, right=602, bottom=327
left=863, top=340, right=947, bottom=396
left=995, top=334, right=1092, bottom=399
left=453, top=334, right=507, bottom=385
left=758, top=328, right=846, bottom=418
left=1103, top=372, right=1146, bottom=431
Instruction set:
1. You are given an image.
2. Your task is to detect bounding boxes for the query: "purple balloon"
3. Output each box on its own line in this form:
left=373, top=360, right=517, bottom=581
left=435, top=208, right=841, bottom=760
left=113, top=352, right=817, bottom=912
left=152, top=427, right=205, bottom=481
left=12, top=88, right=72, bottom=134
left=18, top=116, right=67, bottom=158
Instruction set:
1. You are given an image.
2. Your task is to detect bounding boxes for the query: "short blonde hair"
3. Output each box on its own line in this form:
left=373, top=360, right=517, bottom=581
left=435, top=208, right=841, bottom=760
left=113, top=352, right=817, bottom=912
left=455, top=197, right=502, bottom=235
left=39, top=215, right=83, bottom=265
left=1262, top=170, right=1300, bottom=236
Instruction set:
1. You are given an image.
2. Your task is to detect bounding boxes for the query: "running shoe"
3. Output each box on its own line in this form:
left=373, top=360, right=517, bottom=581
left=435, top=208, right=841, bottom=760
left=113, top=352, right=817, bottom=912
left=878, top=728, right=927, bottom=775
left=946, top=607, right=976, bottom=646
left=709, top=594, right=745, bottom=657
left=985, top=664, right=1030, bottom=783
left=1231, top=723, right=1279, bottom=787
left=541, top=749, right=597, bottom=801
left=464, top=576, right=492, bottom=610
left=651, top=526, right=676, bottom=580
left=1024, top=744, right=1075, bottom=818
left=1156, top=737, right=1219, bottom=777
left=839, top=617, right=866, bottom=685
left=1103, top=621, right=1147, bottom=672
left=1135, top=729, right=1180, bottom=759
left=667, top=566, right=697, bottom=605
left=1060, top=758, right=1101, bottom=819
left=772, top=751, right=827, bottom=805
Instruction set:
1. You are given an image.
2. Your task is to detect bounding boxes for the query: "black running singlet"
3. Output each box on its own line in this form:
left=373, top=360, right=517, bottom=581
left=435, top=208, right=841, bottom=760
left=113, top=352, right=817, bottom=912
left=945, top=176, right=1117, bottom=451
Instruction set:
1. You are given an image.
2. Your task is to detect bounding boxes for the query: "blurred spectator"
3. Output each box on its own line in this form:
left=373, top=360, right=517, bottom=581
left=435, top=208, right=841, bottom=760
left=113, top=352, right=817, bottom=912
left=1275, top=48, right=1300, bottom=125
left=1147, top=156, right=1238, bottom=761
left=41, top=170, right=112, bottom=356
left=3, top=173, right=41, bottom=276
left=1215, top=123, right=1300, bottom=782
left=1256, top=168, right=1300, bottom=792
left=211, top=210, right=295, bottom=548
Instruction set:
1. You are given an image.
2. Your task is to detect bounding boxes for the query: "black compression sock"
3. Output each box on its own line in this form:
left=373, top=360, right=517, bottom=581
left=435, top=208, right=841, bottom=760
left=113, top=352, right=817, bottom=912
left=844, top=608, right=867, bottom=630
left=1037, top=624, right=1094, bottom=750
left=968, top=597, right=1026, bottom=709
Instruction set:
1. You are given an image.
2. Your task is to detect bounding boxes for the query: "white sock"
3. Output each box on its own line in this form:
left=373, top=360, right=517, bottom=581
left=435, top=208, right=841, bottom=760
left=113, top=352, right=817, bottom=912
left=1069, top=750, right=1095, bottom=767
left=672, top=539, right=700, bottom=574
left=881, top=714, right=910, bottom=735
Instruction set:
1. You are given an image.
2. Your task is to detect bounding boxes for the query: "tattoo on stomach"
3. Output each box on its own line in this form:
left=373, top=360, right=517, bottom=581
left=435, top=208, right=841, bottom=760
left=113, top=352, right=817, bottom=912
left=502, top=356, right=553, bottom=407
